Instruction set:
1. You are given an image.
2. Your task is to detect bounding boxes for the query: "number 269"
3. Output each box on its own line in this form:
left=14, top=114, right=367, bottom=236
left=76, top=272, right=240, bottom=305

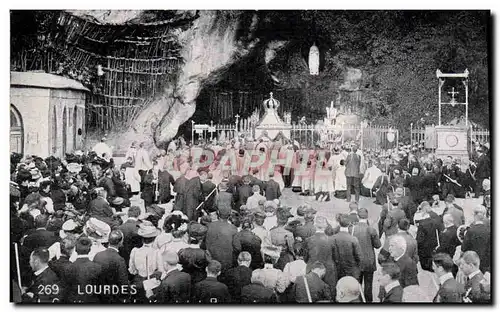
left=37, top=285, right=59, bottom=295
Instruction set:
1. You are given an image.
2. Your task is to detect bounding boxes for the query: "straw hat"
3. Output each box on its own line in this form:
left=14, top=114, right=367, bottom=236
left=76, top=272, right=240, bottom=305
left=84, top=218, right=111, bottom=243
left=59, top=219, right=80, bottom=239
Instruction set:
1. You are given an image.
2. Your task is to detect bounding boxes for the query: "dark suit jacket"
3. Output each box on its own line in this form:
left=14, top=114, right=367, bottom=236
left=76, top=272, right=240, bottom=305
left=118, top=219, right=141, bottom=265
left=436, top=226, right=461, bottom=258
left=395, top=255, right=418, bottom=288
left=99, top=177, right=117, bottom=198
left=232, top=229, right=263, bottom=270
left=184, top=177, right=204, bottom=221
left=416, top=216, right=440, bottom=260
left=433, top=278, right=464, bottom=303
left=331, top=231, right=362, bottom=279
left=173, top=175, right=188, bottom=212
left=240, top=282, right=278, bottom=303
left=304, top=232, right=337, bottom=291
left=475, top=154, right=490, bottom=179
left=178, top=247, right=212, bottom=285
left=192, top=277, right=231, bottom=303
left=89, top=197, right=117, bottom=227
left=465, top=272, right=490, bottom=303
left=220, top=265, right=252, bottom=302
left=293, top=272, right=332, bottom=303
left=93, top=248, right=128, bottom=286
left=378, top=285, right=403, bottom=303
left=264, top=179, right=281, bottom=201
left=23, top=228, right=58, bottom=252
left=48, top=255, right=71, bottom=281
left=345, top=153, right=361, bottom=177
left=383, top=208, right=406, bottom=237
left=347, top=212, right=359, bottom=225
left=294, top=221, right=316, bottom=241
left=351, top=222, right=381, bottom=272
left=397, top=231, right=419, bottom=264
left=206, top=220, right=238, bottom=272
left=236, top=184, right=253, bottom=208
left=201, top=180, right=217, bottom=212
left=25, top=267, right=62, bottom=303
left=158, top=170, right=175, bottom=203
left=214, top=191, right=233, bottom=213
left=462, top=222, right=491, bottom=272
left=156, top=269, right=192, bottom=303
left=65, top=257, right=103, bottom=303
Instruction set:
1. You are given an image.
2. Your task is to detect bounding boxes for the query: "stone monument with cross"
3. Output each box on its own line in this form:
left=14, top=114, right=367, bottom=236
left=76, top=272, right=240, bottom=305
left=435, top=69, right=470, bottom=161
left=254, top=92, right=292, bottom=140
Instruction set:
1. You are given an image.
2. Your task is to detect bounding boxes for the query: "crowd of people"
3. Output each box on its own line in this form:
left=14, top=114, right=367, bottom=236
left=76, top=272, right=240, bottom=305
left=10, top=134, right=491, bottom=303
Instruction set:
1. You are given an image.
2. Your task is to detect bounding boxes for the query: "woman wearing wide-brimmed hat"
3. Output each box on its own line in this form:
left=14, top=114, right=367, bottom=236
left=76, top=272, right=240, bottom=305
left=128, top=221, right=161, bottom=303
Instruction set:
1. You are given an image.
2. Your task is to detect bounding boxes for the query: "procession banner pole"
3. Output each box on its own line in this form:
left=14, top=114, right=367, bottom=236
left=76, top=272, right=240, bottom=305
left=14, top=243, right=23, bottom=293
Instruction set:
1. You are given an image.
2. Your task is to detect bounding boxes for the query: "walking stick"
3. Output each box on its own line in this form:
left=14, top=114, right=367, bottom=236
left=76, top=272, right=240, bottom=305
left=358, top=283, right=366, bottom=302
left=14, top=243, right=23, bottom=294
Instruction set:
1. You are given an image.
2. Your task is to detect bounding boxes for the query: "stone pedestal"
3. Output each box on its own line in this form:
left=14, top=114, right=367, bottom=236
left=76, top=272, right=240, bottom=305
left=435, top=126, right=469, bottom=161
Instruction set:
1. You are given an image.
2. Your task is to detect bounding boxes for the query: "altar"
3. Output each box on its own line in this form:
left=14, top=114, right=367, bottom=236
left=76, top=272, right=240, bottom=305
left=254, top=92, right=292, bottom=140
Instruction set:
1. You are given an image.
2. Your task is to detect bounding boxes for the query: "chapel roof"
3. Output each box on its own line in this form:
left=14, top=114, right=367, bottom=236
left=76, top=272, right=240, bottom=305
left=10, top=71, right=89, bottom=92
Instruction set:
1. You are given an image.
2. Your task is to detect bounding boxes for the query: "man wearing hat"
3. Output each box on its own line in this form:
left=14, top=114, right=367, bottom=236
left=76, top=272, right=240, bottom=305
left=178, top=223, right=211, bottom=285
left=269, top=207, right=295, bottom=271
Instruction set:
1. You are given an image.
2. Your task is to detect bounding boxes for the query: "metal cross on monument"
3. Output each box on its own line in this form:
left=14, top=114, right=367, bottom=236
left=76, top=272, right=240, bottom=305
left=448, top=87, right=459, bottom=105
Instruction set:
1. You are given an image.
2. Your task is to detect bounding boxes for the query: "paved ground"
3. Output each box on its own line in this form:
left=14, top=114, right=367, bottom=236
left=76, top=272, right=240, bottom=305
left=279, top=188, right=483, bottom=302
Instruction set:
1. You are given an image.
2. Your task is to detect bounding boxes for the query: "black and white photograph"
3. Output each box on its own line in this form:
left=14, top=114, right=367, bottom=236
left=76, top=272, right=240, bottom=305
left=8, top=8, right=492, bottom=304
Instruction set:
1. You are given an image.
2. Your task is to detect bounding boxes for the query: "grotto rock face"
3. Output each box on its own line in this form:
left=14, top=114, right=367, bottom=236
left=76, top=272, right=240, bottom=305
left=151, top=11, right=259, bottom=146
left=73, top=10, right=260, bottom=152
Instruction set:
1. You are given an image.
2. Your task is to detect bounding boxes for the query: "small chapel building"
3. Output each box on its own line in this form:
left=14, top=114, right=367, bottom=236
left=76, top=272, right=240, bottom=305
left=10, top=71, right=88, bottom=158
